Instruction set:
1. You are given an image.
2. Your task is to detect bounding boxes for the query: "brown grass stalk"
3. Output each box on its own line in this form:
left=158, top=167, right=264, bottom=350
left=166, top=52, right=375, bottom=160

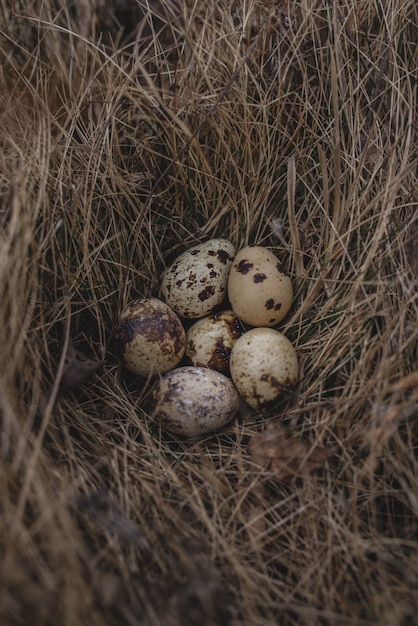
left=1, top=1, right=417, bottom=624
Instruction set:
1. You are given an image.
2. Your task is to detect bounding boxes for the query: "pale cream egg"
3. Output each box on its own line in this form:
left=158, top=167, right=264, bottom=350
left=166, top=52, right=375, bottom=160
left=229, top=327, right=298, bottom=411
left=185, top=309, right=244, bottom=375
left=227, top=245, right=293, bottom=327
left=160, top=239, right=235, bottom=318
left=151, top=366, right=240, bottom=437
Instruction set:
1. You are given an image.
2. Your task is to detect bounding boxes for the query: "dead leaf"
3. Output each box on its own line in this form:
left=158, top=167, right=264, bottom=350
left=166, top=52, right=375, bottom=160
left=246, top=505, right=267, bottom=548
left=77, top=490, right=149, bottom=549
left=57, top=341, right=103, bottom=396
left=36, top=341, right=102, bottom=418
left=248, top=422, right=336, bottom=483
left=276, top=0, right=291, bottom=17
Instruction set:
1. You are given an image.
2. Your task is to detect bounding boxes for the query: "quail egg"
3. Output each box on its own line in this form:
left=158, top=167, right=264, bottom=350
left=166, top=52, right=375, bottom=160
left=151, top=366, right=240, bottom=437
left=115, top=297, right=186, bottom=377
left=185, top=309, right=245, bottom=375
left=161, top=239, right=235, bottom=318
left=229, top=327, right=298, bottom=411
left=227, top=245, right=293, bottom=327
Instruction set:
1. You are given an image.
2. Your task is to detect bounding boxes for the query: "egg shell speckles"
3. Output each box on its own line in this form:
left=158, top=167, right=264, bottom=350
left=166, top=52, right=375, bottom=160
left=151, top=366, right=240, bottom=437
left=230, top=328, right=298, bottom=411
left=227, top=245, right=293, bottom=327
left=115, top=297, right=186, bottom=377
left=185, top=310, right=245, bottom=375
left=160, top=239, right=235, bottom=318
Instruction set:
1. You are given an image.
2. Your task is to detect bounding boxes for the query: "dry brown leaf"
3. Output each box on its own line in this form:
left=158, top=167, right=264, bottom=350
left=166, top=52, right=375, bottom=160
left=246, top=505, right=267, bottom=547
left=36, top=341, right=103, bottom=419
left=276, top=0, right=291, bottom=17
left=56, top=342, right=103, bottom=396
left=77, top=490, right=149, bottom=549
left=248, top=422, right=336, bottom=483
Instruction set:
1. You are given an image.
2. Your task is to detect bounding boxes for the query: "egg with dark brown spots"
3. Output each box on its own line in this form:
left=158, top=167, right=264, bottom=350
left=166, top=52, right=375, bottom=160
left=185, top=309, right=245, bottom=375
left=151, top=366, right=240, bottom=437
left=115, top=297, right=186, bottom=377
left=229, top=328, right=298, bottom=411
left=227, top=245, right=293, bottom=327
left=160, top=239, right=235, bottom=318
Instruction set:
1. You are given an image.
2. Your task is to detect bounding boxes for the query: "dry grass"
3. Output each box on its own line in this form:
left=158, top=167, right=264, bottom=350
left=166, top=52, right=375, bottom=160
left=0, top=0, right=417, bottom=624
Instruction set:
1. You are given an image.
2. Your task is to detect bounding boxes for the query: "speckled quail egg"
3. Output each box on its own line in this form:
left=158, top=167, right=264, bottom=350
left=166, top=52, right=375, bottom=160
left=115, top=297, right=186, bottom=377
left=229, top=327, right=298, bottom=411
left=151, top=366, right=240, bottom=437
left=227, top=245, right=293, bottom=327
left=160, top=239, right=235, bottom=318
left=185, top=310, right=245, bottom=375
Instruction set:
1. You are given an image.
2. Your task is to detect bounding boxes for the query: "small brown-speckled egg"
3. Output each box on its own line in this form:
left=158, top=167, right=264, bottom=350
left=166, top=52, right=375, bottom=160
left=151, top=366, right=240, bottom=437
left=160, top=239, right=235, bottom=318
left=114, top=297, right=186, bottom=377
left=229, top=327, right=298, bottom=411
left=185, top=310, right=245, bottom=375
left=227, top=245, right=293, bottom=327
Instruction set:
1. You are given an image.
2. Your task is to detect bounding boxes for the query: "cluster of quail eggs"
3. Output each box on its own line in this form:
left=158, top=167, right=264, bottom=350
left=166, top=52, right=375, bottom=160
left=115, top=239, right=298, bottom=438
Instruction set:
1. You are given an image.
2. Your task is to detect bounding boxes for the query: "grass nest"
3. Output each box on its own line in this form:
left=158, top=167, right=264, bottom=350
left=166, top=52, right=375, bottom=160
left=0, top=1, right=417, bottom=625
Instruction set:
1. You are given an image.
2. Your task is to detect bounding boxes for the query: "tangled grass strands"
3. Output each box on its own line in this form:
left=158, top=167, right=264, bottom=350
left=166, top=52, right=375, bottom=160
left=0, top=1, right=417, bottom=625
